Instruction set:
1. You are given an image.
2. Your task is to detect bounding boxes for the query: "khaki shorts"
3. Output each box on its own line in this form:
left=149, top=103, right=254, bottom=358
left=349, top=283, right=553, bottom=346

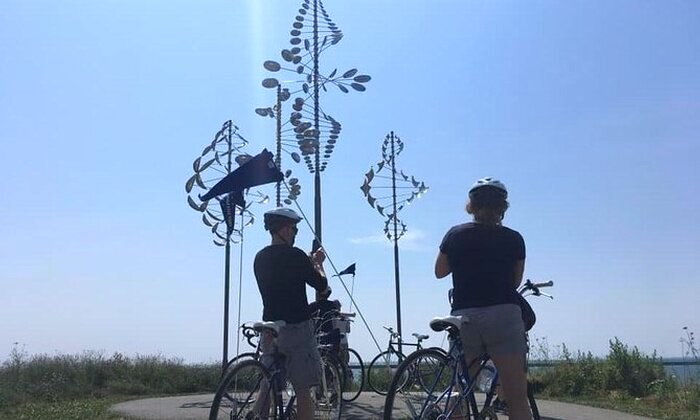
left=260, top=319, right=322, bottom=389
left=451, top=304, right=527, bottom=362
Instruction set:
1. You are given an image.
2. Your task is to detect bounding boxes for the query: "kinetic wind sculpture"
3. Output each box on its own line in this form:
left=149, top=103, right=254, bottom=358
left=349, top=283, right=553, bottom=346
left=259, top=0, right=371, bottom=248
left=361, top=131, right=428, bottom=349
left=185, top=120, right=269, bottom=370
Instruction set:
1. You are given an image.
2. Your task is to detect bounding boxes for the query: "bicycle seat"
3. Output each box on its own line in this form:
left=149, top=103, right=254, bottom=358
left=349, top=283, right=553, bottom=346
left=412, top=333, right=429, bottom=341
left=429, top=316, right=468, bottom=333
left=252, top=320, right=287, bottom=337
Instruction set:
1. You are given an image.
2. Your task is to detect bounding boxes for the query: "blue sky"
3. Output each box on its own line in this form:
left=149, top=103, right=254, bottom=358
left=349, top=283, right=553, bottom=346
left=1, top=0, right=698, bottom=363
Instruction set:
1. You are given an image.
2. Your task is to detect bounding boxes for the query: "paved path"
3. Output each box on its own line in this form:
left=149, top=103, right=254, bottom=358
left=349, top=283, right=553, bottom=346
left=110, top=392, right=656, bottom=419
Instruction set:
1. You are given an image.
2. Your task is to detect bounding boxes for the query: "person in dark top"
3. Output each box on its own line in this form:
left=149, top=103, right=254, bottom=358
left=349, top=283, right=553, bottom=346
left=308, top=287, right=342, bottom=352
left=435, top=177, right=532, bottom=420
left=254, top=207, right=329, bottom=420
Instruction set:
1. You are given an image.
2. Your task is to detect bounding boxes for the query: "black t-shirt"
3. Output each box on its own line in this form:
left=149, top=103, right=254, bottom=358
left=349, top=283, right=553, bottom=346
left=254, top=244, right=328, bottom=323
left=439, top=222, right=526, bottom=310
left=308, top=299, right=342, bottom=334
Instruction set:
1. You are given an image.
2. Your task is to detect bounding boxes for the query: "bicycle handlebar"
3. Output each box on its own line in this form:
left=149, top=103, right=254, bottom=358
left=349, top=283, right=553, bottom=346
left=240, top=324, right=258, bottom=349
left=532, top=280, right=554, bottom=289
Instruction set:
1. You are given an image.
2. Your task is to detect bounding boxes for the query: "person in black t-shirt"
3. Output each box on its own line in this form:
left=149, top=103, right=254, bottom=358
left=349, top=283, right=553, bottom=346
left=254, top=207, right=329, bottom=420
left=435, top=178, right=532, bottom=420
left=308, top=287, right=342, bottom=352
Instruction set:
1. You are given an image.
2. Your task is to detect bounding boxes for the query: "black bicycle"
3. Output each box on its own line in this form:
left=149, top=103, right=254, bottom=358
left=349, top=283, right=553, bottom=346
left=209, top=321, right=343, bottom=420
left=312, top=309, right=366, bottom=403
left=382, top=280, right=553, bottom=419
left=367, top=325, right=440, bottom=395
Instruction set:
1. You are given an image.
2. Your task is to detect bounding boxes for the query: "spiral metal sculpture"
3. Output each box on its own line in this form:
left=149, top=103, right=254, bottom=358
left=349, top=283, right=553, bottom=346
left=258, top=0, right=371, bottom=248
left=360, top=131, right=428, bottom=348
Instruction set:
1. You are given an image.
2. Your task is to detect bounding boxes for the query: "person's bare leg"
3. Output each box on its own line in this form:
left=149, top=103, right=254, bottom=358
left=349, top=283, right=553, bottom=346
left=295, top=387, right=313, bottom=420
left=490, top=353, right=532, bottom=420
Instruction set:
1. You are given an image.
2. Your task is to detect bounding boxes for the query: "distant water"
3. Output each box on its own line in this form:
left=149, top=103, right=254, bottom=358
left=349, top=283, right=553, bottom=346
left=663, top=358, right=700, bottom=384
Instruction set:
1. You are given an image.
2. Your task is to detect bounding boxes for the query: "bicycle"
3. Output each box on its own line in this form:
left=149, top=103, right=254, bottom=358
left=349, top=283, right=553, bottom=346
left=312, top=309, right=366, bottom=403
left=209, top=320, right=343, bottom=420
left=382, top=279, right=553, bottom=419
left=367, top=325, right=441, bottom=395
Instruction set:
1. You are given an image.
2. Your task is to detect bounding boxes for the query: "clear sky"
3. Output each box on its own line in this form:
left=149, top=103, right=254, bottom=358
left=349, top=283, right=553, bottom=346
left=1, top=0, right=698, bottom=364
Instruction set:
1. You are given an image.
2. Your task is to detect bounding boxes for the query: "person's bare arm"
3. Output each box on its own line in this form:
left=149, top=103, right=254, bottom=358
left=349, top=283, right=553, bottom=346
left=434, top=251, right=451, bottom=279
left=513, top=259, right=525, bottom=288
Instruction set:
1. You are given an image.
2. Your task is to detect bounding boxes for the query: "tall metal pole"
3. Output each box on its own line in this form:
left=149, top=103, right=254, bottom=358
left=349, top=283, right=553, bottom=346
left=312, top=0, right=322, bottom=251
left=222, top=239, right=231, bottom=372
left=221, top=123, right=234, bottom=372
left=390, top=131, right=402, bottom=352
left=275, top=85, right=283, bottom=207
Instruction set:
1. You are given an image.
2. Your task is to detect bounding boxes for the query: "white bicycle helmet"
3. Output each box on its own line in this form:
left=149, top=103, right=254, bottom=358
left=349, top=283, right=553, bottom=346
left=469, top=177, right=507, bottom=197
left=264, top=207, right=303, bottom=232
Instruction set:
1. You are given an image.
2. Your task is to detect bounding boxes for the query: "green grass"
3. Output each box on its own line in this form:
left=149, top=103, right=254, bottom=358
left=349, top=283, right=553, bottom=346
left=0, top=396, right=129, bottom=420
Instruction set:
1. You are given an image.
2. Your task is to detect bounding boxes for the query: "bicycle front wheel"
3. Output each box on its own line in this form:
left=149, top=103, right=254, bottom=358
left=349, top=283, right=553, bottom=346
left=368, top=350, right=404, bottom=395
left=209, top=359, right=279, bottom=420
left=383, top=348, right=461, bottom=420
left=341, top=348, right=365, bottom=402
left=312, top=358, right=343, bottom=419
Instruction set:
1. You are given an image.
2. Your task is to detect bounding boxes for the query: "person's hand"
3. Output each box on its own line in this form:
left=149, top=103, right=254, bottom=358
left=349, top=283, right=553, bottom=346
left=311, top=248, right=326, bottom=265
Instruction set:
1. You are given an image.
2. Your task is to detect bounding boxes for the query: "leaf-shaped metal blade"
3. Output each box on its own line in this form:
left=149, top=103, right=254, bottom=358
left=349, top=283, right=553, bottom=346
left=365, top=168, right=375, bottom=184
left=353, top=75, right=371, bottom=83
left=377, top=161, right=385, bottom=172
left=262, top=78, right=279, bottom=88
left=281, top=49, right=294, bottom=62
left=285, top=169, right=292, bottom=178
left=291, top=152, right=301, bottom=163
left=376, top=204, right=385, bottom=216
left=188, top=196, right=203, bottom=212
left=202, top=213, right=214, bottom=227
left=213, top=239, right=225, bottom=247
left=342, top=69, right=358, bottom=78
left=264, top=60, right=281, bottom=72
left=338, top=84, right=349, bottom=93
left=255, top=108, right=270, bottom=117
left=350, top=83, right=366, bottom=92
left=201, top=144, right=214, bottom=156
left=185, top=175, right=196, bottom=193
left=199, top=157, right=216, bottom=172
left=206, top=210, right=222, bottom=222
left=289, top=177, right=299, bottom=185
left=284, top=198, right=292, bottom=205
left=195, top=173, right=207, bottom=189
left=193, top=157, right=202, bottom=173
left=329, top=69, right=337, bottom=78
left=360, top=179, right=371, bottom=197
left=367, top=195, right=376, bottom=208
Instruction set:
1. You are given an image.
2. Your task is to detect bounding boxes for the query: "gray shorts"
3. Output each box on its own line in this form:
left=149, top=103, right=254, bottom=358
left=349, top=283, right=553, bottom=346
left=260, top=319, right=322, bottom=389
left=451, top=304, right=527, bottom=362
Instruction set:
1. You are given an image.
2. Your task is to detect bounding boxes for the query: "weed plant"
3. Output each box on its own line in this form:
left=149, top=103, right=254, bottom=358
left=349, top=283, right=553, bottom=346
left=529, top=334, right=700, bottom=419
left=0, top=345, right=219, bottom=410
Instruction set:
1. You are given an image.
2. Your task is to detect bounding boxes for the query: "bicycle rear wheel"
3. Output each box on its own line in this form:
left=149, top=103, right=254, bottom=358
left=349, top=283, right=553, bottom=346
left=528, top=381, right=540, bottom=420
left=341, top=348, right=364, bottom=402
left=209, top=359, right=280, bottom=420
left=382, top=348, right=461, bottom=420
left=368, top=350, right=404, bottom=395
left=312, top=358, right=343, bottom=419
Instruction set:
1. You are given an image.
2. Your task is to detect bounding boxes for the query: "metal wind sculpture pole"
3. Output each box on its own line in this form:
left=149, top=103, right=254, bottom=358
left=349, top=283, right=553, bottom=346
left=361, top=131, right=428, bottom=351
left=185, top=121, right=268, bottom=371
left=255, top=85, right=302, bottom=207
left=259, top=0, right=370, bottom=249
